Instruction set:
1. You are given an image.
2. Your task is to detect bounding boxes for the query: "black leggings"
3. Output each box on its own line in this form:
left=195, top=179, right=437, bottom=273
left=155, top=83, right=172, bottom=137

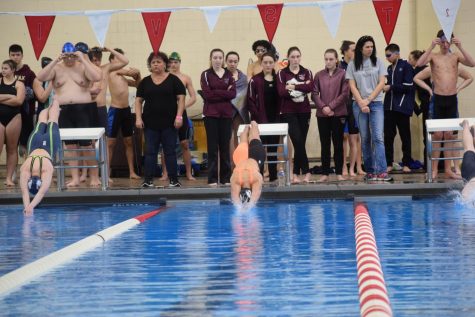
left=317, top=116, right=345, bottom=175
left=204, top=116, right=232, bottom=184
left=281, top=112, right=310, bottom=175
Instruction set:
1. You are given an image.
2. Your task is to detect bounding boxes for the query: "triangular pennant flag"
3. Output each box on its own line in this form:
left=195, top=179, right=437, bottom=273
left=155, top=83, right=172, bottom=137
left=432, top=0, right=461, bottom=40
left=201, top=6, right=222, bottom=33
left=86, top=11, right=113, bottom=47
left=319, top=1, right=343, bottom=38
left=372, top=0, right=402, bottom=44
left=141, top=12, right=171, bottom=53
left=25, top=16, right=55, bottom=60
left=257, top=3, right=283, bottom=43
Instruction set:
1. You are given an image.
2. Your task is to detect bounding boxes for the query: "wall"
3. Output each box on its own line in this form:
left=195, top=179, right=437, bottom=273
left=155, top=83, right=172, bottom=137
left=1, top=0, right=474, bottom=165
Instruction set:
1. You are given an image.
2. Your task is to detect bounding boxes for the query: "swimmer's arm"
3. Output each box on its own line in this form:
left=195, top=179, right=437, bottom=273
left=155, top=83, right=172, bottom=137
left=37, top=55, right=59, bottom=82
left=456, top=42, right=475, bottom=67
left=246, top=63, right=255, bottom=81
left=33, top=78, right=53, bottom=103
left=414, top=68, right=433, bottom=96
left=81, top=54, right=102, bottom=82
left=185, top=76, right=197, bottom=108
left=249, top=174, right=263, bottom=205
left=231, top=182, right=242, bottom=206
left=2, top=81, right=25, bottom=106
left=27, top=173, right=53, bottom=213
left=105, top=48, right=129, bottom=72
left=20, top=165, right=31, bottom=211
left=457, top=68, right=473, bottom=93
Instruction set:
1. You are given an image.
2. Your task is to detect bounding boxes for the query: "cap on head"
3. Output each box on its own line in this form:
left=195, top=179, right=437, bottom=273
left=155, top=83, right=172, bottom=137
left=27, top=176, right=42, bottom=195
left=74, top=42, right=89, bottom=54
left=169, top=52, right=181, bottom=61
left=239, top=188, right=252, bottom=204
left=62, top=42, right=76, bottom=54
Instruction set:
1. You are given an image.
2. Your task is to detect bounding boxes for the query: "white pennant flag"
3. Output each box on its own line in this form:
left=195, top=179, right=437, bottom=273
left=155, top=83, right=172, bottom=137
left=86, top=11, right=113, bottom=47
left=201, top=6, right=222, bottom=33
left=431, top=0, right=461, bottom=40
left=319, top=1, right=343, bottom=38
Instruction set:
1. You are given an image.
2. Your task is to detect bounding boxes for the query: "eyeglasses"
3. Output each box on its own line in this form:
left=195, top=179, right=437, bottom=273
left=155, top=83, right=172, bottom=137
left=255, top=48, right=267, bottom=54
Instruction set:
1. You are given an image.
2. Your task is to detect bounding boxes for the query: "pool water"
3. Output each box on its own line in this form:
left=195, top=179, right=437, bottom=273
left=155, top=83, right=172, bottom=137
left=1, top=199, right=475, bottom=316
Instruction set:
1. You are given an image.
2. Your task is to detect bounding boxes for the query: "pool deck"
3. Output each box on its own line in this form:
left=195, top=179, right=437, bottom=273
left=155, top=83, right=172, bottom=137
left=0, top=172, right=463, bottom=205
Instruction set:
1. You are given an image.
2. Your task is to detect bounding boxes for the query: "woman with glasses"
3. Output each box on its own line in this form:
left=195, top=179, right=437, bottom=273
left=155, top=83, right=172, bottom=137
left=247, top=40, right=272, bottom=79
left=277, top=46, right=314, bottom=183
left=346, top=35, right=392, bottom=182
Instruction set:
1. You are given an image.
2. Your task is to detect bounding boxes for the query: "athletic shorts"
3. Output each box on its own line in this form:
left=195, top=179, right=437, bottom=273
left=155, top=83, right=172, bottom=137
left=59, top=102, right=99, bottom=146
left=432, top=94, right=458, bottom=119
left=0, top=104, right=20, bottom=127
left=97, top=106, right=108, bottom=131
left=177, top=110, right=190, bottom=142
left=27, top=122, right=61, bottom=159
left=249, top=139, right=266, bottom=174
left=107, top=106, right=133, bottom=138
left=462, top=151, right=475, bottom=182
left=344, top=111, right=359, bottom=135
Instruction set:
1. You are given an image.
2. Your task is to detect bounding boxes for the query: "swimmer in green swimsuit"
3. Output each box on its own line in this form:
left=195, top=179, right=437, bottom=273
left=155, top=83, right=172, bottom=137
left=20, top=97, right=60, bottom=215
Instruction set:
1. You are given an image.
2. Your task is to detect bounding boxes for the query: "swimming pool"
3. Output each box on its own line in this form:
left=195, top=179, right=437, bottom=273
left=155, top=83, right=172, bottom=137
left=1, top=198, right=475, bottom=316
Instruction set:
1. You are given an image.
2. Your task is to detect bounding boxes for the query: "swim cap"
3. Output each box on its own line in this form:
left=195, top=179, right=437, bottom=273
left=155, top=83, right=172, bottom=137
left=75, top=42, right=89, bottom=54
left=28, top=176, right=42, bottom=195
left=239, top=188, right=252, bottom=204
left=62, top=42, right=75, bottom=54
left=169, top=52, right=181, bottom=61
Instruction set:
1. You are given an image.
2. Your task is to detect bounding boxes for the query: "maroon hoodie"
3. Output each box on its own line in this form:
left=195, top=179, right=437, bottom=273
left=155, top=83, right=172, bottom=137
left=311, top=67, right=349, bottom=117
left=15, top=64, right=36, bottom=114
left=276, top=65, right=313, bottom=114
left=247, top=71, right=279, bottom=123
left=200, top=68, right=236, bottom=118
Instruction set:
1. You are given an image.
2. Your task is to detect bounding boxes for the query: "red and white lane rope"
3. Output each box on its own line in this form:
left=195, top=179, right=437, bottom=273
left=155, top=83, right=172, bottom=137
left=354, top=203, right=392, bottom=317
left=0, top=207, right=166, bottom=298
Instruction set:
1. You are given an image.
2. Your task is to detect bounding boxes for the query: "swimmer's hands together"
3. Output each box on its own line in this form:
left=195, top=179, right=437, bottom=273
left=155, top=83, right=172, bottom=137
left=24, top=205, right=34, bottom=216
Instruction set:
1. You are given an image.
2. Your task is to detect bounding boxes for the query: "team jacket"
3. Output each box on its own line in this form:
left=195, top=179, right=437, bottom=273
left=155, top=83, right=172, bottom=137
left=276, top=65, right=313, bottom=114
left=383, top=59, right=415, bottom=116
left=200, top=68, right=236, bottom=118
left=247, top=71, right=279, bottom=123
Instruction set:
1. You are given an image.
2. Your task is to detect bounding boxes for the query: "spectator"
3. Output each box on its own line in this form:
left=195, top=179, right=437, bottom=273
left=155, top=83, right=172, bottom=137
left=277, top=46, right=313, bottom=183
left=382, top=43, right=415, bottom=173
left=200, top=48, right=236, bottom=186
left=312, top=48, right=349, bottom=182
left=247, top=40, right=272, bottom=79
left=135, top=52, right=185, bottom=188
left=346, top=35, right=392, bottom=182
left=0, top=59, right=26, bottom=186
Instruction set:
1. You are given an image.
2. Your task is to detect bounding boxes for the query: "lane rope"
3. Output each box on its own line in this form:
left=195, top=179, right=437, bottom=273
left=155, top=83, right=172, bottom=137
left=0, top=206, right=167, bottom=298
left=354, top=203, right=393, bottom=317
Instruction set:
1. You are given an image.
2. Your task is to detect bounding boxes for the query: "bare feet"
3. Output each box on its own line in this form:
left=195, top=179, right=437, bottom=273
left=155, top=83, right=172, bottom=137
left=402, top=166, right=411, bottom=173
left=337, top=175, right=346, bottom=181
left=159, top=174, right=169, bottom=181
left=357, top=169, right=366, bottom=176
left=89, top=177, right=101, bottom=187
left=432, top=170, right=438, bottom=179
left=4, top=179, right=15, bottom=187
left=129, top=173, right=141, bottom=180
left=387, top=166, right=393, bottom=173
left=445, top=170, right=462, bottom=180
left=186, top=175, right=196, bottom=181
left=317, top=175, right=329, bottom=182
left=292, top=174, right=301, bottom=184
left=303, top=173, right=311, bottom=183
left=350, top=171, right=357, bottom=177
left=342, top=166, right=349, bottom=176
left=66, top=179, right=80, bottom=187
left=79, top=173, right=87, bottom=183
left=108, top=178, right=114, bottom=183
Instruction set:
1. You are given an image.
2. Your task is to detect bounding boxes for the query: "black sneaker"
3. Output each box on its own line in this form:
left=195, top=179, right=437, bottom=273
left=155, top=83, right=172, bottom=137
left=364, top=173, right=376, bottom=182
left=141, top=180, right=154, bottom=188
left=376, top=173, right=394, bottom=182
left=169, top=179, right=181, bottom=188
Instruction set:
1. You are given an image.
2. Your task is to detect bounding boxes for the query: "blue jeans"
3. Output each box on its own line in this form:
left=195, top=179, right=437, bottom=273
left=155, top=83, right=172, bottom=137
left=353, top=101, right=387, bottom=174
left=144, top=127, right=178, bottom=182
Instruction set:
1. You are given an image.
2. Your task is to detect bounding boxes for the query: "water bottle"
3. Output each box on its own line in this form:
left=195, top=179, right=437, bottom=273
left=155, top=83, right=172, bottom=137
left=278, top=169, right=285, bottom=187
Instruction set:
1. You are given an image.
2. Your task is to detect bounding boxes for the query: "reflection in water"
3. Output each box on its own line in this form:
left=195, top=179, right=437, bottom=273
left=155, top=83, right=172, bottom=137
left=232, top=208, right=263, bottom=314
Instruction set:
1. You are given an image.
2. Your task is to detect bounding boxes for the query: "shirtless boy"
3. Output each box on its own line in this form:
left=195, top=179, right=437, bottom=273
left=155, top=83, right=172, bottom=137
left=416, top=30, right=475, bottom=179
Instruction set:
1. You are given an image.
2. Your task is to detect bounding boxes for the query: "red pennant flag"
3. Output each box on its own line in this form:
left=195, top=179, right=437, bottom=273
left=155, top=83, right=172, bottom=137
left=372, top=0, right=402, bottom=44
left=141, top=12, right=171, bottom=53
left=257, top=3, right=283, bottom=43
left=25, top=16, right=55, bottom=60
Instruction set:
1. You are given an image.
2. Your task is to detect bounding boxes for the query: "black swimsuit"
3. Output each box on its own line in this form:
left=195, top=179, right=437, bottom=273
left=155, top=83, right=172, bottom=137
left=0, top=78, right=20, bottom=127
